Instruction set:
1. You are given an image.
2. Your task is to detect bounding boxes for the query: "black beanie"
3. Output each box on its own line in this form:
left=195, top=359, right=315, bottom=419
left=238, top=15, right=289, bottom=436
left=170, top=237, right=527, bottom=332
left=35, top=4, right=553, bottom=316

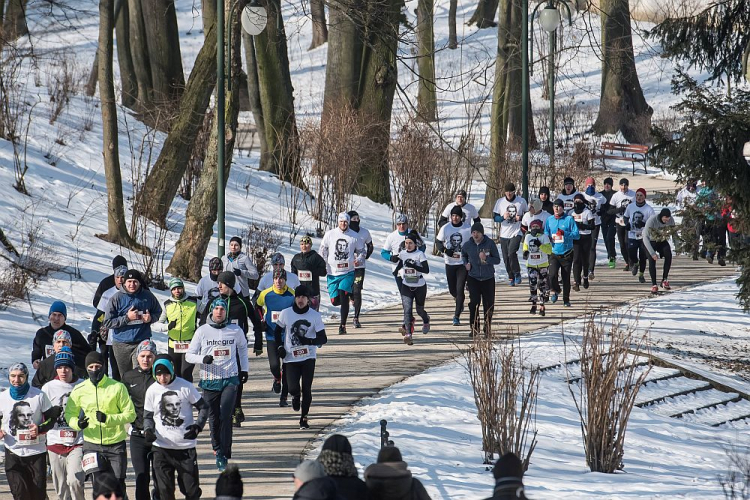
left=377, top=446, right=403, bottom=463
left=450, top=205, right=463, bottom=217
left=322, top=434, right=353, bottom=455
left=539, top=186, right=550, bottom=196
left=215, top=464, right=243, bottom=498
left=295, top=285, right=311, bottom=298
left=493, top=452, right=524, bottom=480
left=604, top=177, right=614, bottom=186
left=229, top=236, right=242, bottom=247
left=564, top=177, right=574, bottom=186
left=659, top=208, right=671, bottom=219
left=124, top=269, right=143, bottom=285
left=217, top=271, right=236, bottom=288
left=85, top=351, right=104, bottom=368
left=471, top=222, right=484, bottom=234
left=112, top=255, right=127, bottom=270
left=93, top=473, right=124, bottom=498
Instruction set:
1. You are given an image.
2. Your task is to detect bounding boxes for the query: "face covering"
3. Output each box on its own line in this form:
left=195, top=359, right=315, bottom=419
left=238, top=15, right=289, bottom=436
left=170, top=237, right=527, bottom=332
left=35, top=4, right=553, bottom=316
left=293, top=302, right=310, bottom=314
left=585, top=186, right=595, bottom=196
left=349, top=221, right=360, bottom=232
left=574, top=203, right=585, bottom=214
left=530, top=227, right=541, bottom=236
left=9, top=381, right=30, bottom=400
left=88, top=367, right=105, bottom=386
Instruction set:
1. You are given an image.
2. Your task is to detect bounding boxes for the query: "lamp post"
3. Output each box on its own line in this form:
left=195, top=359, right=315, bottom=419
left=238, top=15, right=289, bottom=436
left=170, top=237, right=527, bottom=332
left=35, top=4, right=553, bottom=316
left=216, top=0, right=266, bottom=257
left=540, top=3, right=561, bottom=168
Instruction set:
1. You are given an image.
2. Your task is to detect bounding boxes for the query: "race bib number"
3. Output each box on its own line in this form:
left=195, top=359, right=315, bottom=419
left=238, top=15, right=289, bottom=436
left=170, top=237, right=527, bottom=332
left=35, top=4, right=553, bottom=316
left=82, top=453, right=99, bottom=473
left=552, top=234, right=565, bottom=244
left=530, top=253, right=542, bottom=260
left=45, top=345, right=54, bottom=358
left=573, top=214, right=582, bottom=222
left=213, top=347, right=230, bottom=361
left=298, top=270, right=312, bottom=281
left=292, top=347, right=309, bottom=358
left=17, top=429, right=39, bottom=446
left=336, top=262, right=350, bottom=270
left=173, top=341, right=190, bottom=353
left=564, top=201, right=573, bottom=210
left=404, top=268, right=419, bottom=284
left=59, top=429, right=77, bottom=445
left=271, top=311, right=280, bottom=323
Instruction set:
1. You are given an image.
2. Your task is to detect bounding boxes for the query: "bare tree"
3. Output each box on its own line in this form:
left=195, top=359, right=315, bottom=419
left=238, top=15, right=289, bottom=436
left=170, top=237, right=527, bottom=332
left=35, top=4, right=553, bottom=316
left=308, top=0, right=328, bottom=49
left=416, top=0, right=437, bottom=121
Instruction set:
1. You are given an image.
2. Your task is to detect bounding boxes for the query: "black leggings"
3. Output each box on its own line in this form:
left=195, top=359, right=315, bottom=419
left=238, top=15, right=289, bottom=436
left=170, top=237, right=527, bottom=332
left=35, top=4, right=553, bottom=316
left=266, top=339, right=288, bottom=399
left=130, top=433, right=153, bottom=500
left=588, top=225, right=600, bottom=272
left=350, top=269, right=366, bottom=318
left=616, top=224, right=630, bottom=265
left=400, top=284, right=429, bottom=328
left=203, top=383, right=238, bottom=458
left=644, top=240, right=672, bottom=285
left=628, top=238, right=647, bottom=273
left=602, top=219, right=616, bottom=259
left=467, top=276, right=495, bottom=336
left=285, top=358, right=316, bottom=417
left=332, top=290, right=350, bottom=325
left=573, top=234, right=592, bottom=284
left=548, top=251, right=573, bottom=301
left=446, top=264, right=467, bottom=317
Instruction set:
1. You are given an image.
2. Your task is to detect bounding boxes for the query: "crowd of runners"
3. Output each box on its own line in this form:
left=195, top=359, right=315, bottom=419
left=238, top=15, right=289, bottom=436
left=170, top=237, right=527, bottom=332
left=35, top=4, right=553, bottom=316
left=3, top=176, right=739, bottom=500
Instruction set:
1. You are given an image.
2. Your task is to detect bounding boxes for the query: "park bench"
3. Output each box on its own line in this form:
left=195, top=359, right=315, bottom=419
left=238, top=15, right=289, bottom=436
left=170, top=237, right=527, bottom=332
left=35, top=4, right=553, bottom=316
left=593, top=141, right=650, bottom=175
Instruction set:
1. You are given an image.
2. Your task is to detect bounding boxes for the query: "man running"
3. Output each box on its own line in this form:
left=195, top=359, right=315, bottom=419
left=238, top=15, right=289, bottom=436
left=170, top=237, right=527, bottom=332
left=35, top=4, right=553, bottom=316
left=347, top=210, right=374, bottom=328
left=583, top=177, right=605, bottom=279
left=643, top=209, right=676, bottom=293
left=32, top=330, right=87, bottom=388
left=493, top=182, right=528, bottom=286
left=257, top=253, right=301, bottom=292
left=291, top=235, right=327, bottom=311
left=461, top=222, right=501, bottom=337
left=571, top=194, right=595, bottom=291
left=599, top=177, right=617, bottom=268
left=32, top=300, right=90, bottom=370
left=624, top=188, right=656, bottom=283
left=523, top=219, right=552, bottom=316
left=222, top=236, right=259, bottom=301
left=438, top=189, right=480, bottom=227
left=158, top=278, right=198, bottom=382
left=608, top=178, right=636, bottom=270
left=556, top=177, right=580, bottom=214
left=436, top=205, right=471, bottom=326
left=320, top=213, right=366, bottom=335
left=91, top=265, right=128, bottom=380
left=195, top=257, right=241, bottom=314
left=544, top=199, right=580, bottom=307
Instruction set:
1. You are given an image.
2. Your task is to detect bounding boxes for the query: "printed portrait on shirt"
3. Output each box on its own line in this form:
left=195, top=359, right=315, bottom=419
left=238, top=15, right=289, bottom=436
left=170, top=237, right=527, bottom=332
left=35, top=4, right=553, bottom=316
left=159, top=391, right=184, bottom=427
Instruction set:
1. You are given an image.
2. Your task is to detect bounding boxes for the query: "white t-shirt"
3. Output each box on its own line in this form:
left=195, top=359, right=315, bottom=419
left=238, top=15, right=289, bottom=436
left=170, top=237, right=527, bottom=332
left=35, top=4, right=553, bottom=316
left=258, top=270, right=301, bottom=291
left=676, top=188, right=697, bottom=207
left=41, top=379, right=83, bottom=447
left=624, top=202, right=656, bottom=240
left=276, top=307, right=326, bottom=364
left=441, top=202, right=479, bottom=224
left=0, top=386, right=52, bottom=457
left=610, top=189, right=636, bottom=225
left=571, top=208, right=596, bottom=236
left=436, top=223, right=471, bottom=266
left=144, top=378, right=202, bottom=450
left=397, top=249, right=428, bottom=288
left=585, top=192, right=606, bottom=225
left=524, top=232, right=551, bottom=267
left=352, top=227, right=373, bottom=269
left=521, top=210, right=550, bottom=231
left=320, top=227, right=365, bottom=277
left=196, top=275, right=242, bottom=312
left=556, top=191, right=579, bottom=215
left=383, top=230, right=407, bottom=271
left=493, top=196, right=528, bottom=238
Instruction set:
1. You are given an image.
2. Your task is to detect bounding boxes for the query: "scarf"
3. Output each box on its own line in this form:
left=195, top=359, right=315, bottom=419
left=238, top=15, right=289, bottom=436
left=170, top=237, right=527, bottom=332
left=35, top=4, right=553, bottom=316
left=9, top=381, right=30, bottom=400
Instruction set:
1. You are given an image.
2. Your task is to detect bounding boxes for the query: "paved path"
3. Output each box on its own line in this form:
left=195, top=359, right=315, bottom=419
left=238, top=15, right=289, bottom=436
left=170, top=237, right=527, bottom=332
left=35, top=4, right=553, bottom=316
left=0, top=173, right=728, bottom=499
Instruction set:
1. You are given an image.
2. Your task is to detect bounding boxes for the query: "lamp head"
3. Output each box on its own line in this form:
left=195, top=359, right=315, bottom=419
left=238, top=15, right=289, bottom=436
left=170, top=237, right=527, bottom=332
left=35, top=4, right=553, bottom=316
left=539, top=3, right=561, bottom=32
left=241, top=1, right=267, bottom=35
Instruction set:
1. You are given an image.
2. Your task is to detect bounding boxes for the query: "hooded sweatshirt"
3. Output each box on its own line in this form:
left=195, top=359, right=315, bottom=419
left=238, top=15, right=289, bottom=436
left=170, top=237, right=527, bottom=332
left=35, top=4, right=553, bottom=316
left=364, top=461, right=432, bottom=500
left=642, top=213, right=676, bottom=255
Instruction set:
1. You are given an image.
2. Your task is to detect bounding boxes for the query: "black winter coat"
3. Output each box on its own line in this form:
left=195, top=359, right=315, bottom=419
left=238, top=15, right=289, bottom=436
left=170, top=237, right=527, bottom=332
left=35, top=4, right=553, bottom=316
left=32, top=324, right=91, bottom=365
left=31, top=355, right=87, bottom=388
left=364, top=462, right=431, bottom=500
left=291, top=250, right=327, bottom=297
left=329, top=475, right=367, bottom=500
left=483, top=479, right=529, bottom=500
left=121, top=366, right=155, bottom=431
left=293, top=477, right=344, bottom=500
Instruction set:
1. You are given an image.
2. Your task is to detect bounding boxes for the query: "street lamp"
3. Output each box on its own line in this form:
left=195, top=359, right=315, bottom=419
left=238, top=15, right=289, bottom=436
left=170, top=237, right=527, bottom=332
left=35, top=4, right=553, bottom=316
left=217, top=0, right=267, bottom=256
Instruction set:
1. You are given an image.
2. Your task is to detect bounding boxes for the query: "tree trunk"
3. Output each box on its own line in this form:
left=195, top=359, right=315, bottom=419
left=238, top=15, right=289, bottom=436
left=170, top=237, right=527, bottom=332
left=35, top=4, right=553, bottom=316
left=322, top=2, right=362, bottom=124
left=115, top=0, right=138, bottom=108
left=468, top=0, right=498, bottom=28
left=85, top=0, right=127, bottom=97
left=254, top=0, right=300, bottom=182
left=2, top=0, right=28, bottom=42
left=504, top=0, right=522, bottom=142
left=355, top=0, right=401, bottom=205
left=308, top=0, right=328, bottom=50
left=448, top=0, right=458, bottom=49
left=142, top=0, right=185, bottom=108
left=202, top=0, right=216, bottom=36
left=167, top=8, right=241, bottom=281
left=135, top=23, right=218, bottom=226
left=95, top=0, right=145, bottom=251
left=128, top=0, right=154, bottom=112
left=416, top=0, right=437, bottom=122
left=243, top=31, right=271, bottom=171
left=593, top=0, right=652, bottom=143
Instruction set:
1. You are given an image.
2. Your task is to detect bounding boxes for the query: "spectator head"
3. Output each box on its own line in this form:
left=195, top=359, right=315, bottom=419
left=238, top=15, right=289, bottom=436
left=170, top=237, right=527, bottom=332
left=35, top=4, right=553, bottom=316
left=216, top=464, right=243, bottom=499
left=294, top=460, right=327, bottom=491
left=492, top=452, right=524, bottom=482
left=377, top=446, right=403, bottom=463
left=93, top=473, right=124, bottom=500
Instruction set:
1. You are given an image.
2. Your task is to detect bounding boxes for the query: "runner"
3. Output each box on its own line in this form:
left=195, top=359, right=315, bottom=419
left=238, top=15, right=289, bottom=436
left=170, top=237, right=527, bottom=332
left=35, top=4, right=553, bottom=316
left=676, top=179, right=698, bottom=207
left=544, top=199, right=580, bottom=307
left=185, top=298, right=248, bottom=471
left=624, top=188, right=656, bottom=283
left=382, top=214, right=426, bottom=294
left=521, top=199, right=550, bottom=234
left=538, top=186, right=554, bottom=215
left=32, top=330, right=87, bottom=388
left=291, top=235, right=327, bottom=311
left=696, top=185, right=727, bottom=266
left=438, top=189, right=481, bottom=227
left=436, top=205, right=472, bottom=326
left=675, top=180, right=699, bottom=259
left=121, top=339, right=157, bottom=500
left=608, top=178, right=636, bottom=271
left=91, top=264, right=128, bottom=380
left=42, top=348, right=85, bottom=500
left=394, top=232, right=431, bottom=345
left=32, top=300, right=90, bottom=370
left=195, top=257, right=241, bottom=314
left=158, top=278, right=198, bottom=382
left=523, top=219, right=552, bottom=316
left=144, top=354, right=209, bottom=500
left=347, top=210, right=374, bottom=328
left=257, top=253, right=301, bottom=292
left=599, top=177, right=617, bottom=268
left=0, top=363, right=59, bottom=500
left=642, top=209, right=676, bottom=293
left=256, top=270, right=295, bottom=406
left=556, top=177, right=580, bottom=214
left=571, top=193, right=595, bottom=291
left=583, top=177, right=605, bottom=279
left=273, top=285, right=327, bottom=429
left=493, top=182, right=528, bottom=286
left=320, top=212, right=366, bottom=335
left=90, top=255, right=128, bottom=343
left=64, top=351, right=136, bottom=495
left=221, top=236, right=259, bottom=301
left=461, top=222, right=501, bottom=337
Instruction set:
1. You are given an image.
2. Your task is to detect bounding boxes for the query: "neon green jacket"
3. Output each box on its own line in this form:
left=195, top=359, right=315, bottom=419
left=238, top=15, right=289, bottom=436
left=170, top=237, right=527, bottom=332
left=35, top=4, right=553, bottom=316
left=161, top=296, right=198, bottom=348
left=64, top=374, right=135, bottom=445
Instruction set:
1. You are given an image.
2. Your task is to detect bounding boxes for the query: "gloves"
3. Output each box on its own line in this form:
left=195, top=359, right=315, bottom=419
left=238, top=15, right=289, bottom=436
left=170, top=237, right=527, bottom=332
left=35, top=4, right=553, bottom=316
left=78, top=414, right=89, bottom=430
left=144, top=428, right=157, bottom=444
left=183, top=424, right=201, bottom=440
left=277, top=346, right=287, bottom=359
left=404, top=259, right=416, bottom=269
left=96, top=411, right=107, bottom=423
left=87, top=332, right=98, bottom=351
left=240, top=371, right=248, bottom=384
left=48, top=406, right=63, bottom=422
left=168, top=320, right=177, bottom=330
left=389, top=255, right=400, bottom=263
left=203, top=355, right=214, bottom=365
left=233, top=268, right=242, bottom=276
left=253, top=339, right=263, bottom=356
left=523, top=251, right=529, bottom=259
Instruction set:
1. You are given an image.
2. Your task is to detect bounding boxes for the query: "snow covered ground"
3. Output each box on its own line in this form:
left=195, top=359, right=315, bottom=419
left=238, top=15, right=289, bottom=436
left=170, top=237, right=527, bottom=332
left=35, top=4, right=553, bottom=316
left=307, top=277, right=750, bottom=499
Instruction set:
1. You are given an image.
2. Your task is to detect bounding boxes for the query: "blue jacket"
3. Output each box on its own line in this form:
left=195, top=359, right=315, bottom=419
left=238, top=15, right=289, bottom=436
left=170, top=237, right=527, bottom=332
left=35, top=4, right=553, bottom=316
left=256, top=286, right=295, bottom=341
left=544, top=215, right=580, bottom=255
left=104, top=287, right=162, bottom=344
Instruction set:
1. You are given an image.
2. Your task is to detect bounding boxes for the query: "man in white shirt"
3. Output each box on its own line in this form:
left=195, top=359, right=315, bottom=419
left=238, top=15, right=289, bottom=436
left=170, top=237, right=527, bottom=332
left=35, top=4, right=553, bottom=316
left=492, top=182, right=528, bottom=286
